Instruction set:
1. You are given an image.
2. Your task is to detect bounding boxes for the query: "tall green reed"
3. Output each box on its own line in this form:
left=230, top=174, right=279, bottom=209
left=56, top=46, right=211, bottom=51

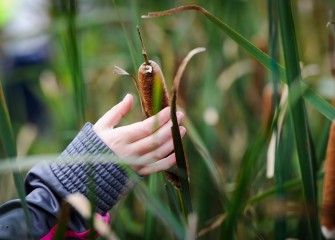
left=0, top=80, right=32, bottom=238
left=268, top=0, right=288, bottom=238
left=278, top=1, right=320, bottom=238
left=141, top=3, right=331, bottom=238
left=59, top=0, right=86, bottom=126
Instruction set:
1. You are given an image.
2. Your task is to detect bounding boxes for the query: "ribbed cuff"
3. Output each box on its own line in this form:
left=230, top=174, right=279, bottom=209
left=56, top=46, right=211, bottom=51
left=50, top=123, right=131, bottom=214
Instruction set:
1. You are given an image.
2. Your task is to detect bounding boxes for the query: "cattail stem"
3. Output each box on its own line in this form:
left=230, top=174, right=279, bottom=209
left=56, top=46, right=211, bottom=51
left=137, top=26, right=150, bottom=65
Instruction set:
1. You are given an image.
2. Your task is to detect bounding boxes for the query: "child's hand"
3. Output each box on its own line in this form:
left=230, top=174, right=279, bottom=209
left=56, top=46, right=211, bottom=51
left=93, top=94, right=186, bottom=176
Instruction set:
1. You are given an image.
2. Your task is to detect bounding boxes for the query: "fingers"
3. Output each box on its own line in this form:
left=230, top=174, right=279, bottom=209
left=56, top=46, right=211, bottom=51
left=120, top=107, right=174, bottom=142
left=135, top=126, right=186, bottom=164
left=92, top=94, right=186, bottom=177
left=94, top=94, right=133, bottom=130
left=131, top=123, right=186, bottom=157
left=137, top=153, right=177, bottom=176
left=129, top=126, right=186, bottom=172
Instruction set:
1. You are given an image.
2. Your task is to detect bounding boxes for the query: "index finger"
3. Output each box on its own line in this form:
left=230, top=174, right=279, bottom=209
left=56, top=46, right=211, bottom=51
left=122, top=107, right=171, bottom=142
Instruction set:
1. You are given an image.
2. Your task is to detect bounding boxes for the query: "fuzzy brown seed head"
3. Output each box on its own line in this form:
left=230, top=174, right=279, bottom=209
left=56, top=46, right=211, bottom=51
left=322, top=121, right=335, bottom=234
left=138, top=60, right=170, bottom=117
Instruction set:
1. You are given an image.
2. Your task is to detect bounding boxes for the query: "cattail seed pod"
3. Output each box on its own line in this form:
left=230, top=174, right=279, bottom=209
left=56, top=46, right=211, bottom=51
left=137, top=27, right=181, bottom=189
left=322, top=121, right=335, bottom=239
left=138, top=60, right=170, bottom=117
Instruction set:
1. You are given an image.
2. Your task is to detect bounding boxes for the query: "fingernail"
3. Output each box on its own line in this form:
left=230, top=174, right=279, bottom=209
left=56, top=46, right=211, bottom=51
left=180, top=126, right=186, bottom=136
left=177, top=111, right=184, bottom=123
left=123, top=93, right=132, bottom=101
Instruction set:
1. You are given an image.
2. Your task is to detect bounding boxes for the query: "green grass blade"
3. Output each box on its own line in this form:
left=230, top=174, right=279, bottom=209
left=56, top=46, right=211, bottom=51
left=112, top=0, right=139, bottom=75
left=245, top=178, right=300, bottom=208
left=135, top=183, right=185, bottom=240
left=0, top=155, right=58, bottom=173
left=277, top=1, right=320, bottom=238
left=144, top=174, right=158, bottom=240
left=0, top=82, right=16, bottom=158
left=0, top=81, right=33, bottom=238
left=88, top=166, right=98, bottom=240
left=268, top=0, right=287, bottom=237
left=303, top=85, right=335, bottom=120
left=245, top=171, right=325, bottom=208
left=183, top=117, right=228, bottom=204
left=222, top=131, right=269, bottom=238
left=142, top=5, right=335, bottom=122
left=165, top=179, right=182, bottom=221
left=53, top=201, right=71, bottom=240
left=61, top=0, right=86, bottom=126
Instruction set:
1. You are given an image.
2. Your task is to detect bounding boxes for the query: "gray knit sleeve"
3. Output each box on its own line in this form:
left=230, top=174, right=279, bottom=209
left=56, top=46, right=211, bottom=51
left=49, top=123, right=134, bottom=214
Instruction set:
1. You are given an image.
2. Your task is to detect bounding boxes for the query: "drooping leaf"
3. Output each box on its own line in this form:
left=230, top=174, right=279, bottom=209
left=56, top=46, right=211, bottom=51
left=142, top=5, right=335, bottom=122
left=170, top=47, right=206, bottom=216
left=60, top=0, right=86, bottom=126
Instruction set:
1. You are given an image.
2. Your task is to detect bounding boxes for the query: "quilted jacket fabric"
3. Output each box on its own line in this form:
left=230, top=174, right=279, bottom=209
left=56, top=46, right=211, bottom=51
left=0, top=123, right=132, bottom=239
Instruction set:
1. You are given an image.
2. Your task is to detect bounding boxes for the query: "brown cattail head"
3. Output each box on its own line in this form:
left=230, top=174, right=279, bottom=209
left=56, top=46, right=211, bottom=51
left=138, top=60, right=170, bottom=117
left=322, top=121, right=335, bottom=238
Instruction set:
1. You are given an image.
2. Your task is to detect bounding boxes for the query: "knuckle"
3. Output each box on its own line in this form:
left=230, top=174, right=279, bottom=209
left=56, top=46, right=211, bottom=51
left=151, top=138, right=160, bottom=149
left=155, top=150, right=164, bottom=160
left=142, top=123, right=153, bottom=136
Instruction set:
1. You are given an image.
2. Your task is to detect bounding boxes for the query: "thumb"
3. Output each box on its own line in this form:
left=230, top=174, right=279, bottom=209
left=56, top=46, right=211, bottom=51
left=95, top=94, right=133, bottom=128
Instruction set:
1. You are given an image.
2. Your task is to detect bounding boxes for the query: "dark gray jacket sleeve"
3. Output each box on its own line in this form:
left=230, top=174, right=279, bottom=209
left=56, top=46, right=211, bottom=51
left=0, top=123, right=134, bottom=240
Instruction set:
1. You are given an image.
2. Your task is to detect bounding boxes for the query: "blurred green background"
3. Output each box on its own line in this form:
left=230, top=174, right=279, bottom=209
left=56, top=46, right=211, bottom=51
left=1, top=0, right=335, bottom=239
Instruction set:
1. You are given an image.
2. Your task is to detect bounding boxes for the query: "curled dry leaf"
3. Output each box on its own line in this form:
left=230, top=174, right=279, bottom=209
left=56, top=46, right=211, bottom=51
left=197, top=213, right=227, bottom=237
left=185, top=213, right=198, bottom=240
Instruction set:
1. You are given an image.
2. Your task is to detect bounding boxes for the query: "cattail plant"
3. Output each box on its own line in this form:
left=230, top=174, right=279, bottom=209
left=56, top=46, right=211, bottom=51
left=322, top=121, right=335, bottom=239
left=114, top=27, right=205, bottom=222
left=136, top=27, right=181, bottom=189
left=114, top=27, right=182, bottom=189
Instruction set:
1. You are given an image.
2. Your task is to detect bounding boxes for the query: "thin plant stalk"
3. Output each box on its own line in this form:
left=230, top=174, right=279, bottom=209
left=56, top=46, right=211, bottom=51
left=61, top=0, right=86, bottom=126
left=112, top=0, right=139, bottom=74
left=268, top=0, right=286, bottom=238
left=144, top=174, right=158, bottom=240
left=0, top=81, right=33, bottom=238
left=222, top=131, right=270, bottom=238
left=277, top=0, right=320, bottom=238
left=53, top=201, right=71, bottom=240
